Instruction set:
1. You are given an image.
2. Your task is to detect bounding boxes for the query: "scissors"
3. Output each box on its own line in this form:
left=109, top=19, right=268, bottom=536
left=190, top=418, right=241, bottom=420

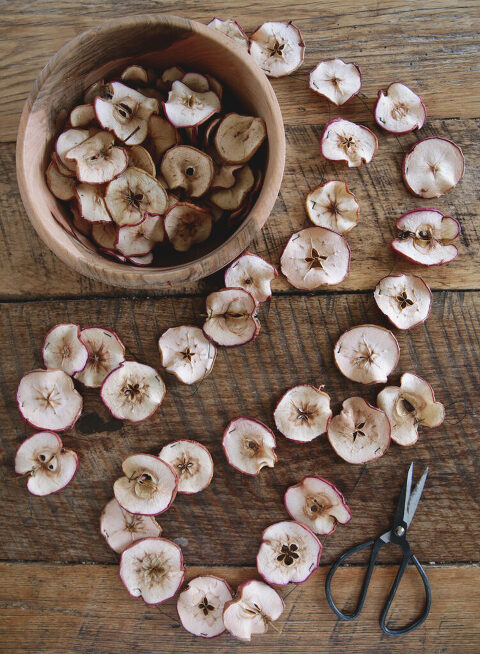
left=325, top=462, right=431, bottom=636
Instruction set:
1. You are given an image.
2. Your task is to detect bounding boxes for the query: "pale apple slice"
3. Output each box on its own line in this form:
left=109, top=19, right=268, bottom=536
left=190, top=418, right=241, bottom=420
left=127, top=145, right=156, bottom=176
left=224, top=252, right=277, bottom=302
left=223, top=580, right=284, bottom=641
left=100, top=497, right=162, bottom=553
left=42, top=323, right=88, bottom=376
left=203, top=287, right=260, bottom=347
left=75, top=327, right=125, bottom=388
left=70, top=103, right=97, bottom=128
left=105, top=167, right=168, bottom=226
left=116, top=213, right=165, bottom=256
left=161, top=145, right=214, bottom=197
left=163, top=81, right=221, bottom=128
left=207, top=18, right=249, bottom=51
left=306, top=180, right=359, bottom=233
left=205, top=74, right=223, bottom=100
left=403, top=137, right=465, bottom=198
left=214, top=114, right=267, bottom=164
left=374, top=273, right=432, bottom=329
left=46, top=162, right=76, bottom=201
left=158, top=325, right=216, bottom=384
left=374, top=82, right=426, bottom=134
left=273, top=385, right=332, bottom=442
left=209, top=165, right=254, bottom=210
left=91, top=222, right=118, bottom=249
left=164, top=203, right=213, bottom=252
left=114, top=453, right=177, bottom=515
left=56, top=128, right=90, bottom=173
left=321, top=118, right=378, bottom=167
left=76, top=183, right=112, bottom=223
left=121, top=65, right=149, bottom=85
left=127, top=252, right=154, bottom=266
left=160, top=66, right=185, bottom=87
left=159, top=440, right=214, bottom=494
left=309, top=59, right=362, bottom=105
left=250, top=21, right=305, bottom=77
left=65, top=131, right=128, bottom=184
left=177, top=575, right=233, bottom=638
left=147, top=115, right=179, bottom=163
left=222, top=417, right=277, bottom=475
left=181, top=72, right=210, bottom=93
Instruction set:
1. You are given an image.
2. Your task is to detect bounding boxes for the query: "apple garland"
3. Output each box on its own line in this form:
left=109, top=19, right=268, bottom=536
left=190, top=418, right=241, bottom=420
left=13, top=17, right=461, bottom=643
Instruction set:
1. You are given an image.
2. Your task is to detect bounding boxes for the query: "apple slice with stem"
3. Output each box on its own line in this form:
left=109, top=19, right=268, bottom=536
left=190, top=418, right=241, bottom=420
left=391, top=208, right=460, bottom=265
left=114, top=453, right=177, bottom=515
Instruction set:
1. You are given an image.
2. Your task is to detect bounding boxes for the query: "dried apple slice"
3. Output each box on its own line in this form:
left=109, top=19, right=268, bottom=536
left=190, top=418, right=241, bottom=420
left=214, top=114, right=267, bottom=164
left=207, top=17, right=249, bottom=51
left=280, top=226, right=350, bottom=290
left=127, top=145, right=156, bottom=176
left=223, top=580, right=284, bottom=641
left=46, top=162, right=76, bottom=201
left=161, top=145, right=214, bottom=197
left=203, top=287, right=260, bottom=347
left=203, top=116, right=222, bottom=147
left=374, top=273, right=432, bottom=329
left=70, top=103, right=96, bottom=128
left=91, top=222, right=118, bottom=249
left=334, top=324, right=400, bottom=384
left=105, top=167, right=167, bottom=226
left=164, top=80, right=221, bottom=128
left=273, top=385, right=332, bottom=443
left=211, top=162, right=243, bottom=189
left=177, top=575, right=233, bottom=638
left=72, top=206, right=93, bottom=237
left=377, top=372, right=445, bottom=446
left=116, top=213, right=165, bottom=256
left=164, top=203, right=212, bottom=252
left=17, top=369, right=83, bottom=431
left=210, top=165, right=254, bottom=210
left=284, top=476, right=351, bottom=535
left=84, top=79, right=108, bottom=104
left=128, top=252, right=154, bottom=266
left=75, top=327, right=125, bottom=388
left=250, top=21, right=305, bottom=77
left=121, top=65, right=148, bottom=85
left=100, top=497, right=162, bottom=553
left=181, top=72, right=210, bottom=93
left=257, top=520, right=322, bottom=585
left=224, top=252, right=277, bottom=303
left=114, top=453, right=177, bottom=515
left=321, top=118, right=378, bottom=167
left=222, top=417, right=277, bottom=476
left=391, top=208, right=460, bottom=266
left=15, top=431, right=78, bottom=496
left=65, top=131, right=128, bottom=184
left=306, top=181, right=359, bottom=233
left=76, top=184, right=112, bottom=223
left=374, top=82, right=426, bottom=134
left=95, top=82, right=158, bottom=145
left=309, top=59, right=362, bottom=105
left=159, top=440, right=214, bottom=494
left=120, top=537, right=184, bottom=604
left=147, top=115, right=179, bottom=163
left=158, top=325, right=216, bottom=384
left=42, top=323, right=88, bottom=376
left=160, top=66, right=185, bottom=87
left=403, top=137, right=465, bottom=198
left=328, top=397, right=391, bottom=464
left=52, top=151, right=76, bottom=178
left=205, top=74, right=223, bottom=100
left=56, top=128, right=90, bottom=173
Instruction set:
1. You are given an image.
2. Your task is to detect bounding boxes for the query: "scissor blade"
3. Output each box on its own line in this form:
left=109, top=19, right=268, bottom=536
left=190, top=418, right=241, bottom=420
left=405, top=467, right=429, bottom=528
left=393, top=462, right=413, bottom=527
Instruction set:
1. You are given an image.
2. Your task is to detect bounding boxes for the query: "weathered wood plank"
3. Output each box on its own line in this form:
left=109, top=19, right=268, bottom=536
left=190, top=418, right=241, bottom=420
left=1, top=562, right=478, bottom=654
left=2, top=119, right=479, bottom=299
left=1, top=1, right=480, bottom=141
left=1, top=292, right=478, bottom=565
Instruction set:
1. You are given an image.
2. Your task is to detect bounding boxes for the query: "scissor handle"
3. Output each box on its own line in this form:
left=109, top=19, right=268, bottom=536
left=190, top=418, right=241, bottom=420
left=380, top=552, right=431, bottom=635
left=325, top=537, right=384, bottom=621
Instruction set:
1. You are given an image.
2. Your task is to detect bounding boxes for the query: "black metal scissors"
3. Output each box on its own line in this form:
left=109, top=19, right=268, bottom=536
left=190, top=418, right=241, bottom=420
left=325, top=463, right=431, bottom=636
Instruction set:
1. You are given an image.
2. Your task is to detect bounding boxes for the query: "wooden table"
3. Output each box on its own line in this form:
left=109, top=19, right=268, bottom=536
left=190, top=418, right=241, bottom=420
left=1, top=2, right=479, bottom=652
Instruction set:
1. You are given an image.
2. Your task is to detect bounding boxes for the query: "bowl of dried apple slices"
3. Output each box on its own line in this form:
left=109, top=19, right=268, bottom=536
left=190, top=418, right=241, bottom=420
left=17, top=14, right=285, bottom=289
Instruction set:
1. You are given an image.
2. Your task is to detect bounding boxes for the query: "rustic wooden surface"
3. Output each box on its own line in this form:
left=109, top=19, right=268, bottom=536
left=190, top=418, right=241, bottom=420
left=1, top=0, right=479, bottom=652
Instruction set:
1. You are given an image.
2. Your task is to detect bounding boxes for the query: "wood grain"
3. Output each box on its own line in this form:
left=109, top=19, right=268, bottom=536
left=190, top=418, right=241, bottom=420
left=1, top=292, right=478, bottom=565
left=1, top=562, right=478, bottom=653
left=3, top=118, right=479, bottom=299
left=2, top=0, right=480, bottom=142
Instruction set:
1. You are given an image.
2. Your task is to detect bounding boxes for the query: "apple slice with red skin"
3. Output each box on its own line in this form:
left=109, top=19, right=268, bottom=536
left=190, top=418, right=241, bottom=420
left=374, top=82, right=426, bottom=134
left=164, top=203, right=213, bottom=252
left=334, top=324, right=400, bottom=384
left=222, top=417, right=277, bottom=476
left=402, top=137, right=465, bottom=198
left=273, top=385, right=332, bottom=443
left=377, top=372, right=445, bottom=446
left=75, top=326, right=125, bottom=388
left=105, top=167, right=168, bottom=226
left=223, top=580, right=284, bottom=641
left=158, top=325, right=216, bottom=384
left=15, top=431, right=78, bottom=496
left=127, top=252, right=154, bottom=266
left=224, top=252, right=277, bottom=303
left=115, top=213, right=165, bottom=256
left=163, top=81, right=220, bottom=128
left=392, top=208, right=460, bottom=265
left=161, top=145, right=214, bottom=197
left=159, top=440, right=214, bottom=494
left=100, top=497, right=162, bottom=553
left=214, top=113, right=266, bottom=165
left=46, top=162, right=76, bottom=201
left=306, top=180, right=359, bottom=233
left=203, top=287, right=260, bottom=347
left=181, top=72, right=210, bottom=93
left=309, top=59, right=362, bottom=105
left=280, top=226, right=350, bottom=290
left=119, top=537, right=184, bottom=604
left=328, top=397, right=391, bottom=464
left=76, top=184, right=112, bottom=223
left=56, top=128, right=90, bottom=173
left=284, top=476, right=352, bottom=535
left=69, top=103, right=97, bottom=128
left=256, top=520, right=322, bottom=585
left=250, top=21, right=305, bottom=77
left=374, top=273, right=432, bottom=329
left=321, top=118, right=378, bottom=167
left=207, top=18, right=249, bottom=51
left=42, top=323, right=88, bottom=376
left=177, top=575, right=234, bottom=638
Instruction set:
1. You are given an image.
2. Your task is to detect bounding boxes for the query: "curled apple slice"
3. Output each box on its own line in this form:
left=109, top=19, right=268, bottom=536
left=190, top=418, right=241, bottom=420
left=222, top=416, right=277, bottom=476
left=100, top=497, right=162, bottom=553
left=56, top=128, right=90, bottom=173
left=249, top=21, right=305, bottom=78
left=309, top=59, right=362, bottom=105
left=321, top=118, right=378, bottom=167
left=158, top=325, right=216, bottom=384
left=306, top=181, right=359, bottom=233
left=273, top=385, right=332, bottom=443
left=374, top=273, right=432, bottom=329
left=101, top=361, right=166, bottom=423
left=209, top=165, right=254, bottom=210
left=224, top=252, right=277, bottom=303
left=159, top=440, right=214, bottom=494
left=257, top=520, right=322, bottom=585
left=223, top=580, right=284, bottom=641
left=334, top=324, right=400, bottom=384
left=214, top=113, right=266, bottom=164
left=207, top=17, right=249, bottom=51
left=403, top=137, right=465, bottom=198
left=120, top=537, right=184, bottom=604
left=105, top=167, right=167, bottom=226
left=391, top=208, right=460, bottom=266
left=91, top=222, right=118, bottom=249
left=17, top=369, right=83, bottom=431
left=116, top=213, right=165, bottom=256
left=75, top=327, right=125, bottom=388
left=128, top=252, right=154, bottom=266
left=164, top=81, right=220, bottom=128
left=127, top=145, right=156, bottom=176
left=121, top=65, right=148, bottom=85
left=377, top=372, right=445, bottom=446
left=114, top=453, right=177, bottom=515
left=164, top=203, right=212, bottom=252
left=328, top=397, right=391, bottom=464
left=76, top=184, right=112, bottom=223
left=161, top=145, right=214, bottom=197
left=280, top=226, right=350, bottom=290
left=15, top=431, right=78, bottom=496
left=177, top=575, right=233, bottom=638
left=374, top=82, right=426, bottom=134
left=69, top=103, right=97, bottom=128
left=284, top=476, right=351, bottom=535
left=160, top=66, right=185, bottom=87
left=147, top=115, right=179, bottom=163
left=203, top=287, right=260, bottom=347
left=46, top=162, right=76, bottom=201
left=42, top=323, right=88, bottom=376
left=181, top=72, right=210, bottom=93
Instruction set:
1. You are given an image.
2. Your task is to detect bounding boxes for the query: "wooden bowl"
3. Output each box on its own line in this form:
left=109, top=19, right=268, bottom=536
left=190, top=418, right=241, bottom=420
left=16, top=14, right=285, bottom=289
